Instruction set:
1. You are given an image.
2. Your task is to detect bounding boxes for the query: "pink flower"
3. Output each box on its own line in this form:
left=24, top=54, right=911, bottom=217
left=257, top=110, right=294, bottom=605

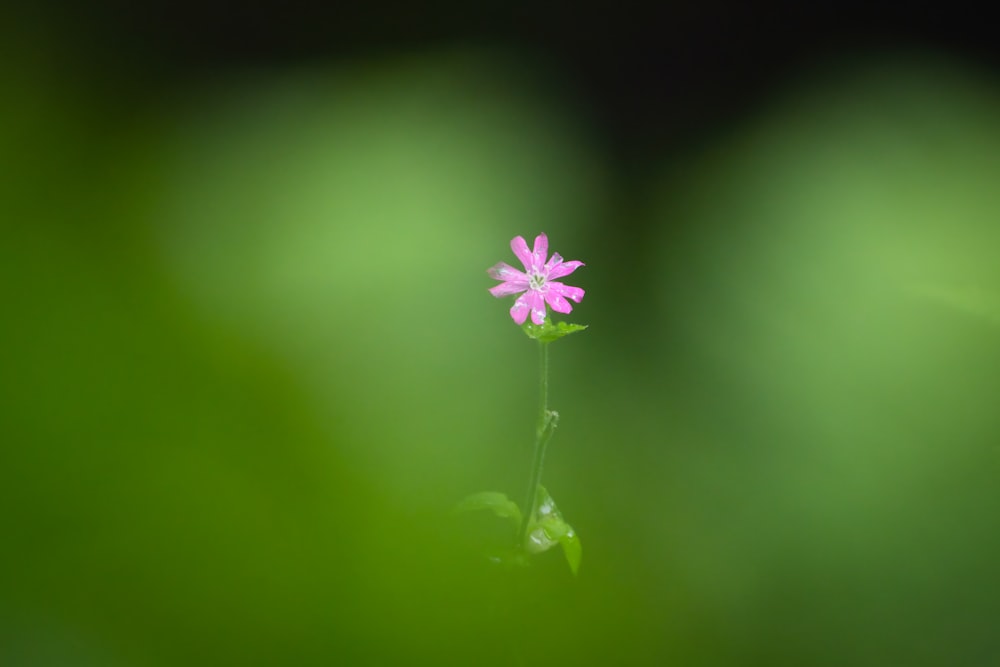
left=488, top=233, right=585, bottom=325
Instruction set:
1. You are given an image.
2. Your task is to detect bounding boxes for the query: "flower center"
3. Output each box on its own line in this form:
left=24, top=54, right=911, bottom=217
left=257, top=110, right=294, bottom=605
left=529, top=272, right=547, bottom=291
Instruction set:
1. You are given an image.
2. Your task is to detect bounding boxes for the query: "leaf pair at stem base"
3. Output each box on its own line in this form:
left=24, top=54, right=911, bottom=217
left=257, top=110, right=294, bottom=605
left=454, top=485, right=581, bottom=576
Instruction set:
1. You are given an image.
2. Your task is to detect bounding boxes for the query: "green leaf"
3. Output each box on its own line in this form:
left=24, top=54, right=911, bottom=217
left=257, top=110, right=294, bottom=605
left=454, top=491, right=522, bottom=529
left=558, top=527, right=582, bottom=576
left=521, top=320, right=588, bottom=342
left=524, top=485, right=582, bottom=575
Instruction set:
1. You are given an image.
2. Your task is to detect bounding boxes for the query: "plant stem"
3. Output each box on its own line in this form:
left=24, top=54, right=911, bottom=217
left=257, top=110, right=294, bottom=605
left=521, top=340, right=555, bottom=548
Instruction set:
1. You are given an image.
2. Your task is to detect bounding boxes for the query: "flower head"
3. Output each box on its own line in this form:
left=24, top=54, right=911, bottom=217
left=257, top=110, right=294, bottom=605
left=488, top=233, right=585, bottom=325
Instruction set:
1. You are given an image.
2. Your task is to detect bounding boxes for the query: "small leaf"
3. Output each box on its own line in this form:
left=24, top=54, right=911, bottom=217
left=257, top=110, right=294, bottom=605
left=521, top=320, right=588, bottom=342
left=454, top=491, right=522, bottom=529
left=525, top=521, right=560, bottom=554
left=559, top=527, right=582, bottom=576
left=525, top=485, right=582, bottom=574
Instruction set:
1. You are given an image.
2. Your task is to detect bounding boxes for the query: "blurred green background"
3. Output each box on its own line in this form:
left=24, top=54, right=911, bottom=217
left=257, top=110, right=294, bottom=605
left=3, top=4, right=1000, bottom=666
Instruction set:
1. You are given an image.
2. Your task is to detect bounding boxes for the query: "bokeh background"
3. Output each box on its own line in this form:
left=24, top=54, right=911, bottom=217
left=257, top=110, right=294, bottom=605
left=3, top=2, right=1000, bottom=665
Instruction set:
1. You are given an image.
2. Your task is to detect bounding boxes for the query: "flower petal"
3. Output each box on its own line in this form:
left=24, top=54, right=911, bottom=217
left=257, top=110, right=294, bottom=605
left=548, top=281, right=584, bottom=303
left=488, top=262, right=528, bottom=283
left=531, top=233, right=549, bottom=271
left=510, top=292, right=531, bottom=325
left=525, top=289, right=547, bottom=325
left=489, top=280, right=528, bottom=297
left=544, top=290, right=573, bottom=314
left=510, top=236, right=533, bottom=272
left=547, top=260, right=584, bottom=280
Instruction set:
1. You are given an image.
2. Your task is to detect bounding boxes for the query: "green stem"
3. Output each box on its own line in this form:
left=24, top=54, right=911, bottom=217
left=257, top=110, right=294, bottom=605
left=521, top=340, right=556, bottom=548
